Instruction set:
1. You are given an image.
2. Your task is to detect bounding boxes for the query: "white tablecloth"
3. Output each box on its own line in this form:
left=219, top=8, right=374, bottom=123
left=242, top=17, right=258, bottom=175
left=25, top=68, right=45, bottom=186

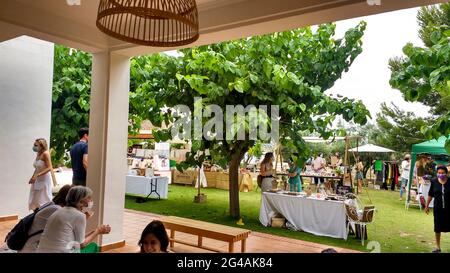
left=126, top=175, right=169, bottom=199
left=259, top=192, right=347, bottom=239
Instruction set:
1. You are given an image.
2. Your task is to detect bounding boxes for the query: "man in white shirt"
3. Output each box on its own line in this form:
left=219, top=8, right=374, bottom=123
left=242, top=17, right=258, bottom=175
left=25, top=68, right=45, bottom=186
left=400, top=154, right=411, bottom=200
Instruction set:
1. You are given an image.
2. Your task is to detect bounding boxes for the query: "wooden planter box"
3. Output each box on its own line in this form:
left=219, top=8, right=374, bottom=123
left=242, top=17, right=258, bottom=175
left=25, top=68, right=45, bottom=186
left=172, top=169, right=197, bottom=186
left=215, top=172, right=243, bottom=190
left=204, top=171, right=218, bottom=188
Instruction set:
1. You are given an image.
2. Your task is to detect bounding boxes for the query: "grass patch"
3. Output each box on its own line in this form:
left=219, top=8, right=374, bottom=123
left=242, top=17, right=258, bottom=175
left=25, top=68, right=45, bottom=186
left=124, top=184, right=449, bottom=253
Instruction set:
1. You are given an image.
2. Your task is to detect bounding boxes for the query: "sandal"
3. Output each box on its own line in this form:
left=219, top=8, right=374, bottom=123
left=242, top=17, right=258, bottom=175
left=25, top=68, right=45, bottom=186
left=432, top=248, right=441, bottom=253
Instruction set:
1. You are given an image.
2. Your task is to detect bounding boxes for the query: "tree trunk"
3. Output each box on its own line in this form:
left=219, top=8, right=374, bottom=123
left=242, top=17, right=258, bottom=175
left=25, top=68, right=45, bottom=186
left=229, top=154, right=241, bottom=219
left=228, top=145, right=248, bottom=219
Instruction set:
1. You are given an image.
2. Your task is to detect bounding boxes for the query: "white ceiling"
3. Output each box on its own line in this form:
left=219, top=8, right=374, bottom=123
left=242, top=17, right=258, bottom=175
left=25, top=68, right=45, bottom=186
left=0, top=0, right=445, bottom=56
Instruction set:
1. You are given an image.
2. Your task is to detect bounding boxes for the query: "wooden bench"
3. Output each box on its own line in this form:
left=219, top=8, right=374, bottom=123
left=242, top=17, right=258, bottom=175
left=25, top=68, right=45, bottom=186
left=161, top=216, right=251, bottom=253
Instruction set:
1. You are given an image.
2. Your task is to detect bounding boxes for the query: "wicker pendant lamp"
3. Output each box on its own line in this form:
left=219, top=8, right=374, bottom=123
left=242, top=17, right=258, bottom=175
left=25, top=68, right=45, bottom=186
left=96, top=0, right=199, bottom=47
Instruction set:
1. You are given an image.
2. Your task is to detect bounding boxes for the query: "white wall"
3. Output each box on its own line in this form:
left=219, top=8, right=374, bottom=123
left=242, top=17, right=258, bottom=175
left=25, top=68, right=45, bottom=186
left=0, top=36, right=54, bottom=217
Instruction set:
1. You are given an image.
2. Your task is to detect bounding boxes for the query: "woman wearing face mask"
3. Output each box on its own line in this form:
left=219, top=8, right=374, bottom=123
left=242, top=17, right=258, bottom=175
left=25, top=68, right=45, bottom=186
left=139, top=220, right=169, bottom=253
left=36, top=186, right=111, bottom=253
left=19, top=184, right=73, bottom=253
left=425, top=165, right=450, bottom=253
left=28, top=138, right=54, bottom=211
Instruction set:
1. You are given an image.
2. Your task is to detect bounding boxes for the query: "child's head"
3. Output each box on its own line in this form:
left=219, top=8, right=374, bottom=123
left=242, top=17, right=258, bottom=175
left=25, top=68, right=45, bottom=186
left=139, top=220, right=169, bottom=253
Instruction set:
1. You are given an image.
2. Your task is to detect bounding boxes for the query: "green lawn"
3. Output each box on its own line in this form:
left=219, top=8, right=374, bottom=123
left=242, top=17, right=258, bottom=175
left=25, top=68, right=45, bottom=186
left=124, top=184, right=449, bottom=253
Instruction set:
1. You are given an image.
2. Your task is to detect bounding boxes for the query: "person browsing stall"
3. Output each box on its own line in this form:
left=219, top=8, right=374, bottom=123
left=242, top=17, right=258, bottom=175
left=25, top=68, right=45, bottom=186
left=312, top=154, right=326, bottom=187
left=259, top=152, right=275, bottom=192
left=400, top=154, right=411, bottom=200
left=287, top=160, right=302, bottom=192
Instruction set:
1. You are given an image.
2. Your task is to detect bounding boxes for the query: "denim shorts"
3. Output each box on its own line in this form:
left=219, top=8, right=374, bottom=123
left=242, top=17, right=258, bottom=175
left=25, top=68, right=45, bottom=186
left=356, top=171, right=364, bottom=180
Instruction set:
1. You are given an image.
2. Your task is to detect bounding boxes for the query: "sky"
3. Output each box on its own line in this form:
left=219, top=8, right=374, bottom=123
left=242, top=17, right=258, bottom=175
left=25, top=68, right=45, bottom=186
left=165, top=6, right=432, bottom=121
left=326, top=7, right=431, bottom=120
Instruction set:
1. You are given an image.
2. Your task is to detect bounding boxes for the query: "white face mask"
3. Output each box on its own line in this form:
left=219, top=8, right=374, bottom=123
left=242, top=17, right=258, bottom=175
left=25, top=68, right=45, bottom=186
left=82, top=200, right=94, bottom=212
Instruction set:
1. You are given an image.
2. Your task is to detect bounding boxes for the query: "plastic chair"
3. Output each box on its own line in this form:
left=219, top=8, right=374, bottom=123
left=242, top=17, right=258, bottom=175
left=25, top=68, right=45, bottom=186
left=344, top=193, right=376, bottom=246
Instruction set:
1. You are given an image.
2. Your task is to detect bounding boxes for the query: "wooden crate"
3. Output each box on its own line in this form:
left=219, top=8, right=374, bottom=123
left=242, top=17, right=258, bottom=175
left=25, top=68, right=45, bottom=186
left=172, top=169, right=197, bottom=186
left=204, top=171, right=218, bottom=188
left=215, top=172, right=243, bottom=190
left=215, top=172, right=229, bottom=190
left=271, top=217, right=286, bottom=228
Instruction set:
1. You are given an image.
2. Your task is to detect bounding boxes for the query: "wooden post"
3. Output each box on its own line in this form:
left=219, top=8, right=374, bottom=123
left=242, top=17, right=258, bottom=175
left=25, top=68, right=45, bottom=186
left=344, top=137, right=348, bottom=185
left=356, top=137, right=359, bottom=194
left=198, top=167, right=201, bottom=196
left=278, top=145, right=285, bottom=190
left=241, top=239, right=247, bottom=253
left=170, top=230, right=175, bottom=247
left=274, top=144, right=279, bottom=173
left=228, top=242, right=234, bottom=253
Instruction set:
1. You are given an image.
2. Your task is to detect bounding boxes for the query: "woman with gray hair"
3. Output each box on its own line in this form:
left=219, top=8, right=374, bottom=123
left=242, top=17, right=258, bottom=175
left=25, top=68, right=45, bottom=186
left=36, top=186, right=111, bottom=253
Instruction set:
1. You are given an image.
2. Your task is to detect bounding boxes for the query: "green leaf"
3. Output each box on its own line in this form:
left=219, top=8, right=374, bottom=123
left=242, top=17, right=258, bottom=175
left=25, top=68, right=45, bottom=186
left=249, top=73, right=259, bottom=84
left=299, top=103, right=306, bottom=112
left=430, top=30, right=442, bottom=45
left=263, top=60, right=272, bottom=79
left=234, top=79, right=245, bottom=93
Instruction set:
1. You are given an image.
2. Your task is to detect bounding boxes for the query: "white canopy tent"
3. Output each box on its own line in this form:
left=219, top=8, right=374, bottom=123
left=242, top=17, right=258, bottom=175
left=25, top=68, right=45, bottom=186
left=348, top=144, right=395, bottom=153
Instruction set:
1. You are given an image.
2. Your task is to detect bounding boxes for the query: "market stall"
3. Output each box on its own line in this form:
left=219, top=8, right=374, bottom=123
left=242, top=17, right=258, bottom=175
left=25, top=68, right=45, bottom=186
left=348, top=144, right=396, bottom=190
left=303, top=135, right=362, bottom=192
left=406, top=136, right=450, bottom=209
left=259, top=191, right=347, bottom=239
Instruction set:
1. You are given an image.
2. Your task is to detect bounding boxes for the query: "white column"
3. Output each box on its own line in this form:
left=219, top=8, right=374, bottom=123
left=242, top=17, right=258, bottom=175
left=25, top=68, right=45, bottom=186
left=0, top=37, right=53, bottom=217
left=87, top=51, right=130, bottom=246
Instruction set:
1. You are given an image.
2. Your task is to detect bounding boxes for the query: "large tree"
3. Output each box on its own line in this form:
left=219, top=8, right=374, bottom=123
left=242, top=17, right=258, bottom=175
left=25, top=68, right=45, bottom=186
left=51, top=46, right=92, bottom=165
left=369, top=102, right=429, bottom=153
left=130, top=22, right=371, bottom=218
left=389, top=3, right=450, bottom=150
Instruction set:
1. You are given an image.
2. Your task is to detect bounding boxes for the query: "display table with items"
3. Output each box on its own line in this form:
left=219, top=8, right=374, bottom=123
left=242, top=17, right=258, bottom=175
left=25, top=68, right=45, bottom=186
left=125, top=175, right=169, bottom=200
left=259, top=191, right=347, bottom=239
left=300, top=170, right=344, bottom=191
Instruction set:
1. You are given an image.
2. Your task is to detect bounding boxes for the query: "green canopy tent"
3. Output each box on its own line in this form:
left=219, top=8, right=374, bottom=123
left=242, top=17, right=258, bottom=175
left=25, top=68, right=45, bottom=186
left=406, top=136, right=450, bottom=208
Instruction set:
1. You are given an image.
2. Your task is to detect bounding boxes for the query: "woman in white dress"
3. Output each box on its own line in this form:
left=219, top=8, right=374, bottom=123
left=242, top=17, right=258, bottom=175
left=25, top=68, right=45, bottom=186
left=28, top=138, right=53, bottom=211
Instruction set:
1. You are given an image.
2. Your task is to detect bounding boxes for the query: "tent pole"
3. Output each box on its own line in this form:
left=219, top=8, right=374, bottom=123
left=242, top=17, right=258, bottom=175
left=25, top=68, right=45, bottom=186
left=356, top=138, right=359, bottom=194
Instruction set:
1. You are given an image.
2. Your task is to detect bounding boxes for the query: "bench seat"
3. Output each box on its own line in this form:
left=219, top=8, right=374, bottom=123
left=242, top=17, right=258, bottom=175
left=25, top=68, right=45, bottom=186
left=161, top=216, right=251, bottom=253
